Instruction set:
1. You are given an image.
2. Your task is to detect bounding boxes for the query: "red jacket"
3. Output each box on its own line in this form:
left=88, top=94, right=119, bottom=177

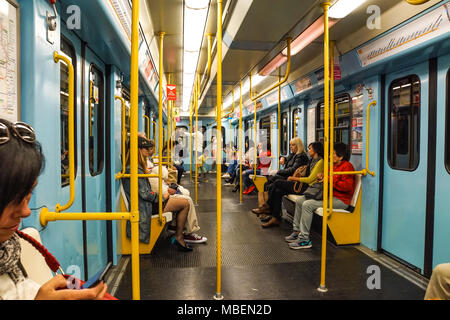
left=258, top=151, right=272, bottom=174
left=333, top=160, right=355, bottom=205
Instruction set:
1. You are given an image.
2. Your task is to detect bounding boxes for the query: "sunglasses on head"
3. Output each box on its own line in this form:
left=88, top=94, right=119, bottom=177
left=0, top=121, right=36, bottom=145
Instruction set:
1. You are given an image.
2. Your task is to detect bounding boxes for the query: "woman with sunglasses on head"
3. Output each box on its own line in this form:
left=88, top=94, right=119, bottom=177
left=0, top=119, right=107, bottom=300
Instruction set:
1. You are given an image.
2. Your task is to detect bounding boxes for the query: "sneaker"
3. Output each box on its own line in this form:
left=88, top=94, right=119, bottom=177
left=222, top=173, right=231, bottom=178
left=289, top=239, right=312, bottom=249
left=284, top=231, right=300, bottom=243
left=184, top=233, right=207, bottom=244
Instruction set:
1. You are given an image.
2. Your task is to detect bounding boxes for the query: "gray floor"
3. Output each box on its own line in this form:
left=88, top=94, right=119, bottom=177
left=114, top=173, right=426, bottom=300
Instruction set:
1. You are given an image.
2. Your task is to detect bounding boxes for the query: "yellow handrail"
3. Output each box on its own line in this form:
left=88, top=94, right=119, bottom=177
left=278, top=72, right=281, bottom=170
left=319, top=1, right=331, bottom=293
left=40, top=209, right=131, bottom=226
left=158, top=32, right=165, bottom=225
left=195, top=75, right=199, bottom=204
left=215, top=0, right=224, bottom=301
left=200, top=33, right=214, bottom=103
left=239, top=82, right=243, bottom=203
left=54, top=51, right=75, bottom=213
left=143, top=115, right=150, bottom=141
left=129, top=0, right=141, bottom=300
left=405, top=0, right=430, bottom=4
left=116, top=96, right=127, bottom=177
left=249, top=37, right=291, bottom=102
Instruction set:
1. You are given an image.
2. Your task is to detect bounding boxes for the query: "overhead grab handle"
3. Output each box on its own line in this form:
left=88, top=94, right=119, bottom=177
left=54, top=51, right=75, bottom=213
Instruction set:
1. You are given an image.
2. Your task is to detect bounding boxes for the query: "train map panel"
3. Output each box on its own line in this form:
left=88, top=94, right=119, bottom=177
left=0, top=0, right=19, bottom=123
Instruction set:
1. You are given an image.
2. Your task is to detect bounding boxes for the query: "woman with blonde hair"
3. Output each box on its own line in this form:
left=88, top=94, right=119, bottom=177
left=251, top=137, right=309, bottom=225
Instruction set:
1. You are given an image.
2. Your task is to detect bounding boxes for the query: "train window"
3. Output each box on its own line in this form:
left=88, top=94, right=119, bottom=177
left=175, top=126, right=188, bottom=158
left=259, top=115, right=271, bottom=152
left=212, top=126, right=226, bottom=148
left=388, top=75, right=420, bottom=171
left=60, top=36, right=77, bottom=187
left=88, top=64, right=104, bottom=176
left=281, top=112, right=288, bottom=155
left=291, top=108, right=300, bottom=138
left=316, top=94, right=352, bottom=157
left=445, top=69, right=450, bottom=173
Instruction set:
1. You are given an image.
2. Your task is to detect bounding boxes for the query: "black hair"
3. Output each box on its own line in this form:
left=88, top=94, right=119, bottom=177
left=308, top=141, right=324, bottom=158
left=334, top=142, right=349, bottom=161
left=0, top=119, right=45, bottom=216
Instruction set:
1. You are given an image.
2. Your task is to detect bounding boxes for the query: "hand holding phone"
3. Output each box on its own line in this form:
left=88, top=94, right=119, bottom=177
left=81, top=262, right=112, bottom=289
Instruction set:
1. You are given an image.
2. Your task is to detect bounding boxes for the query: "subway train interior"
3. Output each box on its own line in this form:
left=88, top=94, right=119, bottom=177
left=1, top=0, right=450, bottom=302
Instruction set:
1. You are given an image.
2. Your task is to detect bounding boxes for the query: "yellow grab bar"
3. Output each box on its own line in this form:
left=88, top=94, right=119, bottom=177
left=143, top=115, right=150, bottom=141
left=40, top=208, right=131, bottom=226
left=249, top=37, right=291, bottom=102
left=116, top=96, right=127, bottom=176
left=319, top=1, right=331, bottom=293
left=365, top=101, right=376, bottom=176
left=157, top=32, right=165, bottom=225
left=215, top=0, right=224, bottom=301
left=54, top=51, right=75, bottom=213
left=239, top=82, right=243, bottom=203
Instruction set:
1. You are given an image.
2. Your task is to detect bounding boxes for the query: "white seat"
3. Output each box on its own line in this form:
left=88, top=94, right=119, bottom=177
left=120, top=182, right=172, bottom=222
left=19, top=228, right=54, bottom=286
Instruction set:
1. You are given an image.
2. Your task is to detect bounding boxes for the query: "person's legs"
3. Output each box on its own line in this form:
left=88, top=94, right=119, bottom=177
left=292, top=195, right=307, bottom=232
left=163, top=197, right=190, bottom=247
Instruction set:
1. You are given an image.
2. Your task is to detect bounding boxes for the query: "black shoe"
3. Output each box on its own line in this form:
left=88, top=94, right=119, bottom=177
left=261, top=216, right=271, bottom=223
left=232, top=185, right=239, bottom=192
left=170, top=236, right=193, bottom=252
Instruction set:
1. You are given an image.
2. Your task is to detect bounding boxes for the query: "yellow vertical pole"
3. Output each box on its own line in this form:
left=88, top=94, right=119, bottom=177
left=215, top=0, right=224, bottom=301
left=167, top=74, right=171, bottom=165
left=158, top=32, right=165, bottom=225
left=318, top=1, right=331, bottom=293
left=239, top=82, right=243, bottom=203
left=278, top=70, right=281, bottom=170
left=253, top=99, right=257, bottom=177
left=190, top=104, right=193, bottom=181
left=130, top=0, right=141, bottom=300
left=329, top=40, right=335, bottom=249
left=195, top=76, right=199, bottom=204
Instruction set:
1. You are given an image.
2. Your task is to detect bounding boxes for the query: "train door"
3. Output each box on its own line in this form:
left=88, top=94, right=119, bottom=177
left=83, top=48, right=109, bottom=277
left=259, top=115, right=271, bottom=150
left=432, top=54, right=450, bottom=269
left=381, top=61, right=429, bottom=273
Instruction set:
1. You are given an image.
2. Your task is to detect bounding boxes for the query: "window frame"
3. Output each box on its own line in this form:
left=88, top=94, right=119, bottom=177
left=291, top=107, right=301, bottom=138
left=387, top=74, right=421, bottom=172
left=88, top=63, right=105, bottom=177
left=445, top=69, right=450, bottom=173
left=60, top=35, right=78, bottom=187
left=315, top=93, right=352, bottom=157
left=280, top=111, right=288, bottom=155
left=259, top=115, right=271, bottom=151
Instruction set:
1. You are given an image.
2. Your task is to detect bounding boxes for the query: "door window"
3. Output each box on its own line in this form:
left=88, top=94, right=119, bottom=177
left=88, top=64, right=104, bottom=176
left=388, top=75, right=420, bottom=171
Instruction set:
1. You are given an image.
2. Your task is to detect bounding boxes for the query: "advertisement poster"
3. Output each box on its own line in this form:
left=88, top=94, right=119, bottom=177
left=352, top=94, right=364, bottom=154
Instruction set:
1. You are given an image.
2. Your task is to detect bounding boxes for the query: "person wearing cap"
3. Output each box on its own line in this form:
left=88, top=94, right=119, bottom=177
left=122, top=136, right=196, bottom=251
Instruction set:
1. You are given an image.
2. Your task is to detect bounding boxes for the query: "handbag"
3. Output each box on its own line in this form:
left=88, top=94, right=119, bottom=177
left=292, top=165, right=308, bottom=193
left=16, top=230, right=117, bottom=300
left=303, top=182, right=323, bottom=200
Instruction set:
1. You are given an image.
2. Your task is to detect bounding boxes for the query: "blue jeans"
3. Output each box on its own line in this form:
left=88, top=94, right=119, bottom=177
left=243, top=169, right=261, bottom=189
left=227, top=160, right=238, bottom=175
left=293, top=196, right=348, bottom=241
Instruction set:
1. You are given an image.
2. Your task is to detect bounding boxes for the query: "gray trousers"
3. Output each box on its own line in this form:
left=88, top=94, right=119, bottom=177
left=293, top=196, right=348, bottom=242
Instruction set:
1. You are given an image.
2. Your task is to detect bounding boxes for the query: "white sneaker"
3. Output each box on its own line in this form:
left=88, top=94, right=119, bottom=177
left=184, top=233, right=207, bottom=244
left=222, top=173, right=230, bottom=178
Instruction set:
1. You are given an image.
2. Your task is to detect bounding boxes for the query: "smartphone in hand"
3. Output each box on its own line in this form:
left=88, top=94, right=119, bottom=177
left=81, top=262, right=112, bottom=289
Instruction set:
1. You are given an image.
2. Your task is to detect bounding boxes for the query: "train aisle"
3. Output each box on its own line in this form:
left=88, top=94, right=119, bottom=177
left=114, top=173, right=426, bottom=300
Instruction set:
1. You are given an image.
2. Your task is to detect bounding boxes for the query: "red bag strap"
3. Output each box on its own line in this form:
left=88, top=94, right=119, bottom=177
left=16, top=230, right=64, bottom=275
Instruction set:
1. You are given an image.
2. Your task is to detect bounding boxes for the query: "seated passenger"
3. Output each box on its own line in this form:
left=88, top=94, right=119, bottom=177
left=231, top=139, right=256, bottom=192
left=268, top=156, right=286, bottom=176
left=147, top=163, right=207, bottom=244
left=286, top=142, right=355, bottom=249
left=222, top=143, right=237, bottom=179
left=172, top=140, right=186, bottom=184
left=251, top=137, right=309, bottom=214
left=242, top=142, right=272, bottom=195
left=256, top=141, right=324, bottom=228
left=122, top=136, right=195, bottom=252
left=0, top=119, right=107, bottom=300
left=425, top=263, right=450, bottom=300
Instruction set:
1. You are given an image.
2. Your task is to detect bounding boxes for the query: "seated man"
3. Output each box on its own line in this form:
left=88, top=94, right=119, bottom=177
left=286, top=142, right=354, bottom=249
